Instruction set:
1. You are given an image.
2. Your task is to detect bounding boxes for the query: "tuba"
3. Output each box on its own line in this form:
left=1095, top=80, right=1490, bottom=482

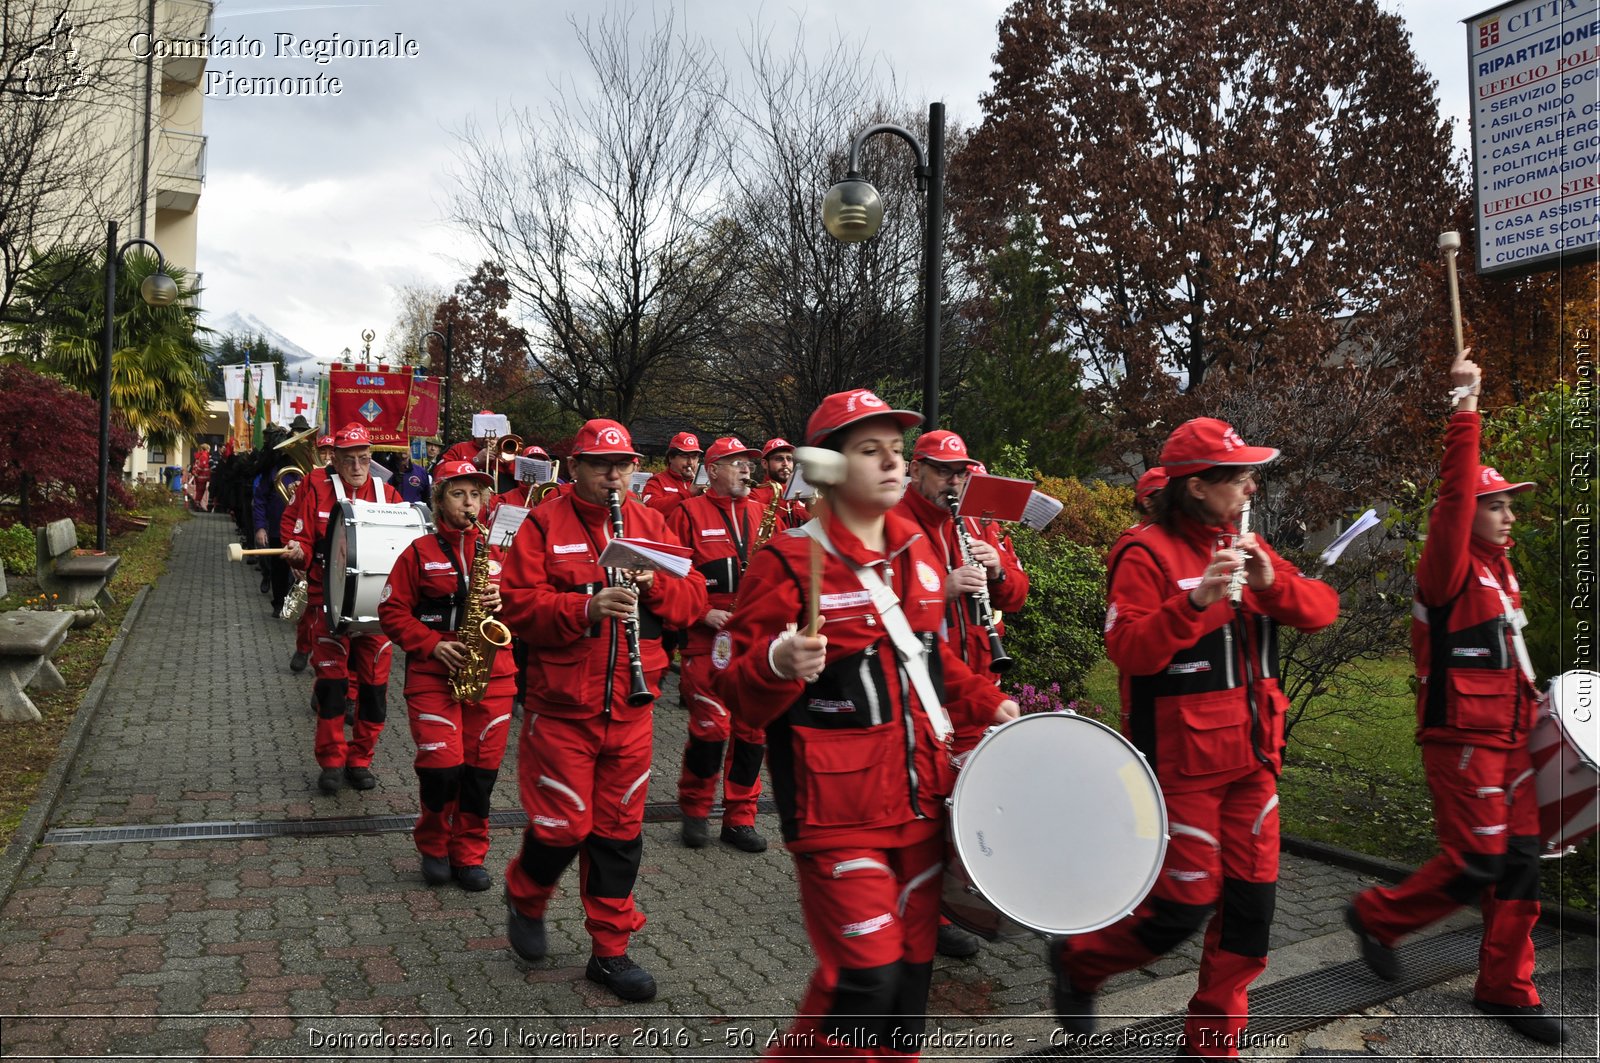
left=273, top=424, right=322, bottom=503
left=448, top=518, right=514, bottom=703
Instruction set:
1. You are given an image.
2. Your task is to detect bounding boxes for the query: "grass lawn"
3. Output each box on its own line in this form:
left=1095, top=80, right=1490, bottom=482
left=0, top=499, right=188, bottom=851
left=1079, top=652, right=1597, bottom=912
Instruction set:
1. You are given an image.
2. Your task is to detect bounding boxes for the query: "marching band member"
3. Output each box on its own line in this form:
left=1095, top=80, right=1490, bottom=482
left=713, top=390, right=1018, bottom=1058
left=498, top=419, right=707, bottom=1002
left=1052, top=417, right=1339, bottom=1058
left=667, top=437, right=770, bottom=854
left=281, top=423, right=405, bottom=794
left=641, top=431, right=703, bottom=515
left=1345, top=353, right=1564, bottom=1045
left=1133, top=466, right=1168, bottom=521
left=286, top=434, right=335, bottom=675
left=438, top=411, right=497, bottom=467
left=378, top=461, right=514, bottom=892
left=315, top=434, right=335, bottom=469
left=748, top=438, right=811, bottom=529
left=893, top=428, right=1030, bottom=959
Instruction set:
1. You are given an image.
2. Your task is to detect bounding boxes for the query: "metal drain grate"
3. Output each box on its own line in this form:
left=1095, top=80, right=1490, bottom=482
left=1004, top=926, right=1561, bottom=1058
left=41, top=797, right=778, bottom=846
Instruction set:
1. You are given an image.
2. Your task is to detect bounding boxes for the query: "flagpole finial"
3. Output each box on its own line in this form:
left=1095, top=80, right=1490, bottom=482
left=361, top=329, right=375, bottom=360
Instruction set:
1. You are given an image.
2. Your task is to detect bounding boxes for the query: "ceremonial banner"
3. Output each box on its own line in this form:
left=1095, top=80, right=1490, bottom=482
left=328, top=367, right=410, bottom=447
left=277, top=382, right=319, bottom=428
left=222, top=363, right=276, bottom=404
left=406, top=374, right=441, bottom=438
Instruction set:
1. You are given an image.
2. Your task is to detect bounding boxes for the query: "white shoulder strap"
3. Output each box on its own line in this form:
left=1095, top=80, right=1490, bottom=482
left=1485, top=565, right=1537, bottom=687
left=803, top=521, right=952, bottom=740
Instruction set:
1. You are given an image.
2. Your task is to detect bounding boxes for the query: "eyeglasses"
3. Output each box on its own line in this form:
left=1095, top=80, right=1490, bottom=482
left=579, top=458, right=637, bottom=474
left=921, top=462, right=971, bottom=480
left=334, top=453, right=372, bottom=464
left=716, top=460, right=755, bottom=471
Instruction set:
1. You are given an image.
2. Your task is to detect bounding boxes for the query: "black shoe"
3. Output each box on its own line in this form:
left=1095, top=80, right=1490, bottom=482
left=1047, top=939, right=1096, bottom=1035
left=936, top=922, right=981, bottom=958
left=1344, top=902, right=1399, bottom=981
left=453, top=865, right=491, bottom=892
left=420, top=854, right=452, bottom=885
left=506, top=901, right=547, bottom=962
left=316, top=767, right=343, bottom=794
left=260, top=575, right=271, bottom=593
left=585, top=953, right=657, bottom=1002
left=720, top=824, right=768, bottom=853
left=344, top=766, right=377, bottom=790
left=289, top=651, right=309, bottom=673
left=681, top=814, right=710, bottom=849
left=1473, top=999, right=1568, bottom=1045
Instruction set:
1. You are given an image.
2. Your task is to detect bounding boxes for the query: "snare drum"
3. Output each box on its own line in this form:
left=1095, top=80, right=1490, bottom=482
left=1529, top=669, right=1600, bottom=855
left=325, top=500, right=434, bottom=634
left=942, top=712, right=1168, bottom=938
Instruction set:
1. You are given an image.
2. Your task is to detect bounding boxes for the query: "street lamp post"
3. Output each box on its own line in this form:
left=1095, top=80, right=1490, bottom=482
left=419, top=323, right=454, bottom=443
left=821, top=102, right=946, bottom=429
left=99, top=219, right=179, bottom=551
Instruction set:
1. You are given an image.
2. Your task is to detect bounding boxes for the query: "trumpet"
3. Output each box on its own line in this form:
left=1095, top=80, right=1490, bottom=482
left=946, top=491, right=1014, bottom=674
left=607, top=488, right=655, bottom=707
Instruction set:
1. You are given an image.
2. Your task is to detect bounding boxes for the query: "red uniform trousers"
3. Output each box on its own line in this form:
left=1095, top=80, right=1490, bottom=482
left=406, top=671, right=514, bottom=869
left=677, top=653, right=764, bottom=828
left=1350, top=742, right=1542, bottom=1007
left=504, top=707, right=654, bottom=957
left=768, top=831, right=944, bottom=1059
left=310, top=606, right=393, bottom=769
left=295, top=607, right=317, bottom=658
left=1060, top=768, right=1280, bottom=1058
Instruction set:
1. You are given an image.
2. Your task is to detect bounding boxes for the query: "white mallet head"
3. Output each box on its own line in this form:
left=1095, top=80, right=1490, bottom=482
left=227, top=543, right=243, bottom=562
left=1438, top=231, right=1461, bottom=252
left=794, top=446, right=848, bottom=487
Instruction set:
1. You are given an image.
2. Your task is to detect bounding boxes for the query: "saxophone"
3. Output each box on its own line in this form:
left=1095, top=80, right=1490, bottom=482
left=752, top=482, right=782, bottom=550
left=448, top=518, right=514, bottom=703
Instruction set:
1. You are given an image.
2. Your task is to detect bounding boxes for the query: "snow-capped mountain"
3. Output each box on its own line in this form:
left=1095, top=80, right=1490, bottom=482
left=207, top=310, right=325, bottom=374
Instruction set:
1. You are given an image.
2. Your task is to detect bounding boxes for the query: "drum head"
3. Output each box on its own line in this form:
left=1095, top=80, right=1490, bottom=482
left=1550, top=671, right=1600, bottom=768
left=324, top=502, right=355, bottom=635
left=948, top=713, right=1167, bottom=936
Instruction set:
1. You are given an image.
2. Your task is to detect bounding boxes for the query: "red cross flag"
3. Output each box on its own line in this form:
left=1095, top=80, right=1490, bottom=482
left=276, top=381, right=319, bottom=428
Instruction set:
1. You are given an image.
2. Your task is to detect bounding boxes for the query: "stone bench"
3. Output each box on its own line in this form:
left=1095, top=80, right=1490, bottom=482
left=0, top=610, right=74, bottom=723
left=36, top=519, right=120, bottom=608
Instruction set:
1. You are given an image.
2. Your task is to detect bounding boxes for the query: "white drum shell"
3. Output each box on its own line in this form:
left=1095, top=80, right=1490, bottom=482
left=946, top=712, right=1168, bottom=936
left=325, top=500, right=434, bottom=634
left=1532, top=669, right=1600, bottom=854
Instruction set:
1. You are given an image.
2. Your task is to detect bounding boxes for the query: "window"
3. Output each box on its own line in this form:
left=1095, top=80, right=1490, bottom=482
left=149, top=444, right=167, bottom=464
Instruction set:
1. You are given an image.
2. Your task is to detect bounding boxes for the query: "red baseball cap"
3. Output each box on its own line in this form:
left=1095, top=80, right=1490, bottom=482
left=803, top=389, right=922, bottom=447
left=333, top=423, right=372, bottom=449
left=667, top=431, right=703, bottom=454
left=762, top=438, right=795, bottom=458
left=912, top=429, right=979, bottom=466
left=1475, top=466, right=1534, bottom=497
left=521, top=444, right=550, bottom=459
left=434, top=460, right=495, bottom=487
left=1158, top=418, right=1279, bottom=473
left=570, top=419, right=643, bottom=459
left=315, top=435, right=334, bottom=449
left=704, top=436, right=760, bottom=465
left=1135, top=466, right=1169, bottom=504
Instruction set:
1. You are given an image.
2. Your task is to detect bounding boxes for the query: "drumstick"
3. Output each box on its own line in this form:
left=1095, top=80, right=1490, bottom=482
left=227, top=543, right=291, bottom=562
left=805, top=534, right=823, bottom=637
left=793, top=447, right=846, bottom=641
left=1439, top=231, right=1465, bottom=356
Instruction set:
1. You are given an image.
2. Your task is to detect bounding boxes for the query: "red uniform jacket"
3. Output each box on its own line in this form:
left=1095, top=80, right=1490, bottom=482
left=439, top=440, right=482, bottom=467
left=280, top=468, right=402, bottom=601
left=499, top=491, right=708, bottom=721
left=641, top=469, right=697, bottom=515
left=714, top=513, right=1008, bottom=851
left=1412, top=411, right=1539, bottom=748
left=378, top=521, right=516, bottom=682
left=667, top=490, right=767, bottom=654
left=1105, top=517, right=1339, bottom=794
left=747, top=484, right=811, bottom=532
left=894, top=489, right=1029, bottom=675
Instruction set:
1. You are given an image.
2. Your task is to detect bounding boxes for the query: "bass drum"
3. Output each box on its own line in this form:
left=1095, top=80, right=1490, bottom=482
left=943, top=712, right=1167, bottom=938
left=1530, top=669, right=1600, bottom=856
left=325, top=500, right=434, bottom=634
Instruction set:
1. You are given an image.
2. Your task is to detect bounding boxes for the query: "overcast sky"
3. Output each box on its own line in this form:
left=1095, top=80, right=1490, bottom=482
left=194, top=0, right=1481, bottom=360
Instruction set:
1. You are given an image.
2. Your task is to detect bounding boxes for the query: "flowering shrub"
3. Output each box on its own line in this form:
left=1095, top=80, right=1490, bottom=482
left=1008, top=680, right=1117, bottom=726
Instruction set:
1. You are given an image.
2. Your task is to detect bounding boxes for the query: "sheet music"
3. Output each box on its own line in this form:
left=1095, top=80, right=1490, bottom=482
left=598, top=537, right=693, bottom=578
left=1319, top=508, right=1380, bottom=567
left=487, top=504, right=530, bottom=548
left=629, top=471, right=652, bottom=495
left=470, top=413, right=510, bottom=439
left=1021, top=490, right=1065, bottom=531
left=785, top=467, right=814, bottom=501
left=694, top=462, right=709, bottom=486
left=515, top=457, right=553, bottom=484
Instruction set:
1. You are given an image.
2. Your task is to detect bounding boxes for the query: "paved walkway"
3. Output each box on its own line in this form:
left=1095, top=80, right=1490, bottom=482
left=0, top=512, right=1593, bottom=1059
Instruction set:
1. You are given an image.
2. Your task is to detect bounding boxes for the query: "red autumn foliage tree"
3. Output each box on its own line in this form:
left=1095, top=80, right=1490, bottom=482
left=0, top=363, right=136, bottom=527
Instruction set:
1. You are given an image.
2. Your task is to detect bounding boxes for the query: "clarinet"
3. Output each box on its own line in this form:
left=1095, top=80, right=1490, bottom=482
left=946, top=492, right=1015, bottom=674
left=1227, top=499, right=1251, bottom=606
left=606, top=488, right=656, bottom=706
